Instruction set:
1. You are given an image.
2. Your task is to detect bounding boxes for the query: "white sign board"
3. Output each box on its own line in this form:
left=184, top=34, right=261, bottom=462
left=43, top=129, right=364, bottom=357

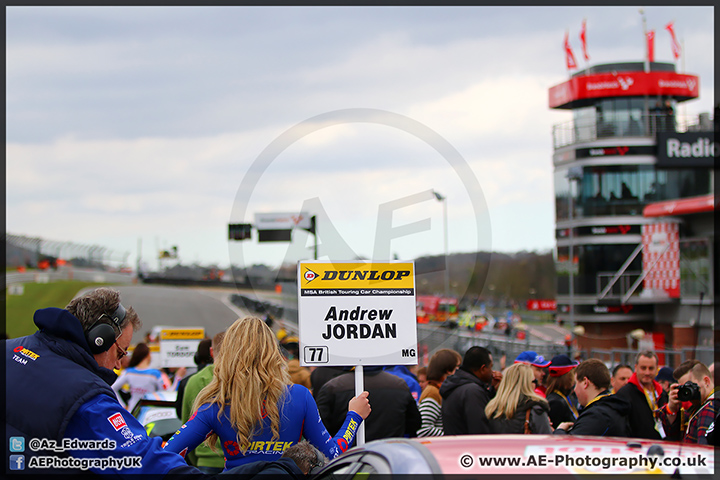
left=297, top=261, right=417, bottom=366
left=255, top=212, right=312, bottom=230
left=158, top=327, right=205, bottom=368
left=128, top=343, right=163, bottom=370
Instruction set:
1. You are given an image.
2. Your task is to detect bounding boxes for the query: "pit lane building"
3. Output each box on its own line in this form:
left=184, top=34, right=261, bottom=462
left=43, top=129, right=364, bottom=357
left=549, top=61, right=715, bottom=363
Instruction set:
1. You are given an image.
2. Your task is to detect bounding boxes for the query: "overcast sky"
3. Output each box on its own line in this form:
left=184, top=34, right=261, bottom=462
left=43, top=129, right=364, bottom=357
left=6, top=6, right=715, bottom=271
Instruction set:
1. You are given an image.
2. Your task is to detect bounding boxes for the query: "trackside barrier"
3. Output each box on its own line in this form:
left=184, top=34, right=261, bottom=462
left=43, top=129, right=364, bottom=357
left=588, top=347, right=715, bottom=369
left=416, top=324, right=569, bottom=367
left=415, top=324, right=713, bottom=369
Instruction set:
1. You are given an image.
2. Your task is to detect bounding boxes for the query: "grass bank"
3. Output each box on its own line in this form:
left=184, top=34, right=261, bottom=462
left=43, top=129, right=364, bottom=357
left=5, top=281, right=116, bottom=338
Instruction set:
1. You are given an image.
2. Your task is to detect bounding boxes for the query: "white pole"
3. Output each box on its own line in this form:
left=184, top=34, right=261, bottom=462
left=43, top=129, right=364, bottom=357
left=442, top=198, right=450, bottom=304
left=354, top=365, right=365, bottom=446
left=681, top=38, right=685, bottom=73
left=640, top=9, right=649, bottom=73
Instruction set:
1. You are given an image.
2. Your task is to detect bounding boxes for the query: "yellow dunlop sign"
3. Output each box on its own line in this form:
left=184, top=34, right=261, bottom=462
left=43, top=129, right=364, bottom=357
left=160, top=328, right=205, bottom=340
left=300, top=262, right=414, bottom=294
left=298, top=260, right=417, bottom=366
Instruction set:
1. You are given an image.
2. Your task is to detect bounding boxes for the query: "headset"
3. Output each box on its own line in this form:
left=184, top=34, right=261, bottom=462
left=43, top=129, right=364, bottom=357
left=85, top=303, right=127, bottom=354
left=307, top=444, right=327, bottom=476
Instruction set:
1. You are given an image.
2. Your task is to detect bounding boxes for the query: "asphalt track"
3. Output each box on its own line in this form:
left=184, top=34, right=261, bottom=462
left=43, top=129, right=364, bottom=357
left=76, top=285, right=248, bottom=339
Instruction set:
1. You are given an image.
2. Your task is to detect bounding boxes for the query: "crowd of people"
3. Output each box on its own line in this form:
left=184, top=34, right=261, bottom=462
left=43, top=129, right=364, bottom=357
left=4, top=287, right=718, bottom=478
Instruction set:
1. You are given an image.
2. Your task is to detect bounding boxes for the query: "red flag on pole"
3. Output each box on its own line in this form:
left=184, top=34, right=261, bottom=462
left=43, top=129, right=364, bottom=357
left=665, top=22, right=681, bottom=60
left=564, top=31, right=577, bottom=69
left=580, top=19, right=589, bottom=61
left=647, top=30, right=655, bottom=63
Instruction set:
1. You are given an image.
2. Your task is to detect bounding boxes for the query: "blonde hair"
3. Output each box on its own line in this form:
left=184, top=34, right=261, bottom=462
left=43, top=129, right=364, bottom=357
left=192, top=317, right=291, bottom=454
left=485, top=363, right=547, bottom=420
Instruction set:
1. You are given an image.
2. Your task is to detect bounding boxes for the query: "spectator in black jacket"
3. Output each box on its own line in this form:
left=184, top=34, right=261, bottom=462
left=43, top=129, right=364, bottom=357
left=440, top=346, right=502, bottom=435
left=311, top=366, right=348, bottom=399
left=315, top=366, right=420, bottom=444
left=554, top=359, right=630, bottom=436
left=615, top=351, right=668, bottom=439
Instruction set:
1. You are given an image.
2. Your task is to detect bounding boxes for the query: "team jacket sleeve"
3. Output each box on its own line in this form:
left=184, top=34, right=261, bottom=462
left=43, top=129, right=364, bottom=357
left=63, top=394, right=204, bottom=478
left=301, top=388, right=362, bottom=459
left=163, top=404, right=216, bottom=458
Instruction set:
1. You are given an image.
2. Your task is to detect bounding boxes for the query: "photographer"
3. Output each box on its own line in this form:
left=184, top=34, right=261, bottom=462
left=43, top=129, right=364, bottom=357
left=658, top=359, right=719, bottom=444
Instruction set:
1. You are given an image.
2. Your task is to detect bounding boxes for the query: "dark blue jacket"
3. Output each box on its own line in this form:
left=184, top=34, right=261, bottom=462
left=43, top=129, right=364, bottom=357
left=5, top=307, right=204, bottom=477
left=6, top=308, right=118, bottom=443
left=385, top=365, right=422, bottom=403
left=223, top=457, right=305, bottom=478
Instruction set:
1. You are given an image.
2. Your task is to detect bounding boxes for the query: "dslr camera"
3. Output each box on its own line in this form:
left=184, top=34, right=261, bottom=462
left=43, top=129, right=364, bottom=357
left=677, top=381, right=701, bottom=402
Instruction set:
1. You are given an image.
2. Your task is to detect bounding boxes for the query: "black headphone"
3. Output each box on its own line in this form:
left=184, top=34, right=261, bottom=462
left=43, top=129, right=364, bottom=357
left=307, top=444, right=327, bottom=476
left=85, top=304, right=127, bottom=354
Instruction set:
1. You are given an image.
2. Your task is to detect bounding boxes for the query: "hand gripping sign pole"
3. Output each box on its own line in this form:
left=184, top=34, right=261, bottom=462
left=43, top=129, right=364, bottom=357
left=354, top=365, right=365, bottom=445
left=297, top=261, right=417, bottom=448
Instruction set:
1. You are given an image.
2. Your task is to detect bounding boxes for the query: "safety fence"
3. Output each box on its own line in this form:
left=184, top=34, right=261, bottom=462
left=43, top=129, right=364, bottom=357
left=415, top=324, right=569, bottom=367
left=5, top=267, right=136, bottom=290
left=5, top=233, right=130, bottom=270
left=587, top=347, right=715, bottom=370
left=415, top=324, right=712, bottom=369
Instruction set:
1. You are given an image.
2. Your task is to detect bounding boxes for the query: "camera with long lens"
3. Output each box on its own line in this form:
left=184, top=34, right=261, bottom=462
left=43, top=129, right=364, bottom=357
left=677, top=381, right=701, bottom=402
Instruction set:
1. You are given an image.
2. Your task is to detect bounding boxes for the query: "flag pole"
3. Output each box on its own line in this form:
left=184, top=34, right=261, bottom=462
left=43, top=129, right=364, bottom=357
left=581, top=18, right=589, bottom=72
left=681, top=38, right=685, bottom=73
left=680, top=37, right=686, bottom=122
left=640, top=9, right=649, bottom=73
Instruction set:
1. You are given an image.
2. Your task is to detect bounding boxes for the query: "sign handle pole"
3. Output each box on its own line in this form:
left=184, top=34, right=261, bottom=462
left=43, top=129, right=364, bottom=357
left=354, top=365, right=365, bottom=446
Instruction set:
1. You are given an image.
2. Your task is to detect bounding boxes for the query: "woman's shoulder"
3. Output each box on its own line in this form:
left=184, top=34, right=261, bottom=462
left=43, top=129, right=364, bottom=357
left=520, top=396, right=549, bottom=412
left=419, top=396, right=441, bottom=408
left=194, top=401, right=222, bottom=420
left=287, top=383, right=312, bottom=400
left=126, top=367, right=162, bottom=377
left=530, top=399, right=550, bottom=414
left=545, top=391, right=563, bottom=403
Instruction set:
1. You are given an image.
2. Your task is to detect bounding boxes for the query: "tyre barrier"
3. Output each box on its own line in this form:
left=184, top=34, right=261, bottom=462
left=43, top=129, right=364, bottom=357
left=230, top=294, right=284, bottom=319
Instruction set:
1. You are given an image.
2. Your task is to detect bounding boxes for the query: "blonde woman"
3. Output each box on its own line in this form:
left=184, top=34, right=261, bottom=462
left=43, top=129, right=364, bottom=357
left=484, top=363, right=552, bottom=434
left=164, top=317, right=371, bottom=470
left=416, top=349, right=461, bottom=437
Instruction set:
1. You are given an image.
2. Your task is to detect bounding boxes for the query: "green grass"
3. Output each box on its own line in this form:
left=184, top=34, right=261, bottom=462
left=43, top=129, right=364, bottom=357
left=4, top=281, right=117, bottom=338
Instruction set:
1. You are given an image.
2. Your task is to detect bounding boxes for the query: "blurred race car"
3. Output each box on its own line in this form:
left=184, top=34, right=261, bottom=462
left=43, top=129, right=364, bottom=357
left=312, top=434, right=714, bottom=477
left=130, top=390, right=183, bottom=442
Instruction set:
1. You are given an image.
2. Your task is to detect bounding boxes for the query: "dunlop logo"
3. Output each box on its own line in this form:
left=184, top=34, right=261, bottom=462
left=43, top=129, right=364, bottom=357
left=301, top=263, right=413, bottom=289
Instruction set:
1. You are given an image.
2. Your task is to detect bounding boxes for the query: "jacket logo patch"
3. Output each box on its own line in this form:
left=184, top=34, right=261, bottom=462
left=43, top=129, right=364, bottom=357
left=108, top=412, right=127, bottom=431
left=13, top=345, right=40, bottom=361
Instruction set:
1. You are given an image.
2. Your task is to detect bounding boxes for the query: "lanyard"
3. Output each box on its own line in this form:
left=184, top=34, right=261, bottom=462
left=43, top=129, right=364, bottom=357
left=554, top=390, right=578, bottom=419
left=642, top=386, right=659, bottom=412
left=585, top=393, right=611, bottom=408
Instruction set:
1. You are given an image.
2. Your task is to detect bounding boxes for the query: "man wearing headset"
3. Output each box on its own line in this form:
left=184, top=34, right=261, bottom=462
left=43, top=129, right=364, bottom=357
left=5, top=287, right=208, bottom=477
